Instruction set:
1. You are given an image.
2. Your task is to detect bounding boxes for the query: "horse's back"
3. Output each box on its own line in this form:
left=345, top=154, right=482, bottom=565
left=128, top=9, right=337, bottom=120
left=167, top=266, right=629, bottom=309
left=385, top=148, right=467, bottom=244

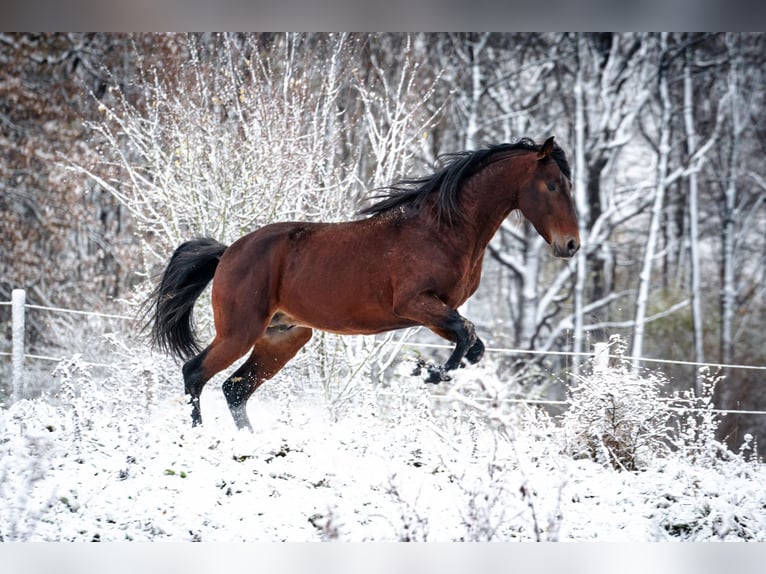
left=210, top=219, right=398, bottom=333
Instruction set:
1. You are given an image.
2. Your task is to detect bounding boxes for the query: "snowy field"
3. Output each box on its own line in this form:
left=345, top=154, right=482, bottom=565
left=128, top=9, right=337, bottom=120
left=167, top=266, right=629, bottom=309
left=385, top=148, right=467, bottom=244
left=2, top=345, right=765, bottom=545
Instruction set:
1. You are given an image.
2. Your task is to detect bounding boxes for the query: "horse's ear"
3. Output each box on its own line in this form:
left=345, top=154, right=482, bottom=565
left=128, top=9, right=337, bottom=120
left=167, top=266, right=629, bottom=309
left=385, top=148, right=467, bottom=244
left=537, top=136, right=555, bottom=159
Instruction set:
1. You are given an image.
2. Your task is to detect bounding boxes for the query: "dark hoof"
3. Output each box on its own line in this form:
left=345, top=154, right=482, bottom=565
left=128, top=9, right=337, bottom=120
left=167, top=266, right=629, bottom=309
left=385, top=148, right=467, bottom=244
left=412, top=358, right=452, bottom=384
left=465, top=339, right=485, bottom=364
left=425, top=365, right=451, bottom=385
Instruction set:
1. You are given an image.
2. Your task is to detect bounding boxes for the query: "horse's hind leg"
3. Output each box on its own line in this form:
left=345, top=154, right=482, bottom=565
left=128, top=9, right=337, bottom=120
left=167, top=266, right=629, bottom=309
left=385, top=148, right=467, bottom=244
left=222, top=326, right=313, bottom=431
left=182, top=334, right=255, bottom=427
left=182, top=349, right=209, bottom=427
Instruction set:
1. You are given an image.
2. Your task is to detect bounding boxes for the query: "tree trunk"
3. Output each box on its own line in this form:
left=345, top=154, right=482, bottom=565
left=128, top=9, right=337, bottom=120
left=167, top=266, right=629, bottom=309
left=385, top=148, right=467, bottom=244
left=451, top=33, right=490, bottom=150
left=632, top=34, right=671, bottom=367
left=683, top=51, right=705, bottom=395
left=571, top=33, right=590, bottom=381
left=519, top=232, right=543, bottom=347
left=720, top=34, right=742, bottom=369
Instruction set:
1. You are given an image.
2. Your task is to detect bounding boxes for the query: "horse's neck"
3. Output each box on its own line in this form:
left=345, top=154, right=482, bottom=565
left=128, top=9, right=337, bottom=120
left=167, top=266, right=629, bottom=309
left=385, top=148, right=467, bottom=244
left=456, top=158, right=524, bottom=252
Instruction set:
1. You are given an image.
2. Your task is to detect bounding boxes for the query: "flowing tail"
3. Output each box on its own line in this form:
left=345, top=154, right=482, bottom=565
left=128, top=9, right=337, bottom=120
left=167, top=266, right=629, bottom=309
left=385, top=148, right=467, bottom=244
left=144, top=238, right=228, bottom=361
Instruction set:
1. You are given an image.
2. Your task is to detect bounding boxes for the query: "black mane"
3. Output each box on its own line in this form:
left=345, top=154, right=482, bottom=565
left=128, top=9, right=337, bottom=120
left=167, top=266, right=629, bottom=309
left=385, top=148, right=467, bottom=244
left=358, top=138, right=571, bottom=225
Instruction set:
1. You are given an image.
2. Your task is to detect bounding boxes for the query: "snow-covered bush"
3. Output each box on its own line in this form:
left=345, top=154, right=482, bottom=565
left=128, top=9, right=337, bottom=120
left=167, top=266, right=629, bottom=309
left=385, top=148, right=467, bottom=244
left=74, top=33, right=440, bottom=274
left=559, top=336, right=760, bottom=479
left=666, top=367, right=732, bottom=465
left=562, top=337, right=672, bottom=470
left=648, top=449, right=764, bottom=540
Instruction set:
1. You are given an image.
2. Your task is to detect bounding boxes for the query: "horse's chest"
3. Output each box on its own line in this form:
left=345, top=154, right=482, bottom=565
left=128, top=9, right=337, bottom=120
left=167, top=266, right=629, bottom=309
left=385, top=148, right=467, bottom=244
left=444, top=261, right=483, bottom=306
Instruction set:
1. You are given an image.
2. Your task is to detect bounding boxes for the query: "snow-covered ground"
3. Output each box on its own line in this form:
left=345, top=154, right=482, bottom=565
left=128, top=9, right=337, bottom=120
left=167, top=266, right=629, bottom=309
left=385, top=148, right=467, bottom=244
left=2, top=350, right=765, bottom=543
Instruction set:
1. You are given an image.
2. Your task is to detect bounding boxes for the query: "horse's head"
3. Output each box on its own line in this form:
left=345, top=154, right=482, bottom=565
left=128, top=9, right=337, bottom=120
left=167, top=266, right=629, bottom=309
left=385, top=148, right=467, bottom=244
left=517, top=136, right=580, bottom=258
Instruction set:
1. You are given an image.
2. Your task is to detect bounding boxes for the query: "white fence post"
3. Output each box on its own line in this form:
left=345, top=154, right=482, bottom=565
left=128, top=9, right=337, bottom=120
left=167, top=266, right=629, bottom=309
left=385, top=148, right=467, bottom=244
left=12, top=288, right=25, bottom=403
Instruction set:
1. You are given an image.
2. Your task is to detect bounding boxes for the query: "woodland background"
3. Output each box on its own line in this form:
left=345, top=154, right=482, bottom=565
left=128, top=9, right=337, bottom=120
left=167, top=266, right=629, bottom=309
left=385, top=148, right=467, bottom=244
left=1, top=32, right=765, bottom=452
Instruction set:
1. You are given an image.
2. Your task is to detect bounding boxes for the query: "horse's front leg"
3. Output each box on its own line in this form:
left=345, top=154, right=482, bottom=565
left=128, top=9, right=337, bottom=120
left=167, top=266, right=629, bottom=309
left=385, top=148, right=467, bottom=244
left=440, top=310, right=479, bottom=371
left=394, top=293, right=482, bottom=383
left=465, top=338, right=485, bottom=364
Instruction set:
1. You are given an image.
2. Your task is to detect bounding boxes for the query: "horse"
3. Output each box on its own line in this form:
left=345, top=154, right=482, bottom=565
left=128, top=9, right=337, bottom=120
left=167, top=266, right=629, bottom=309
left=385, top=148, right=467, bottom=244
left=144, top=136, right=580, bottom=430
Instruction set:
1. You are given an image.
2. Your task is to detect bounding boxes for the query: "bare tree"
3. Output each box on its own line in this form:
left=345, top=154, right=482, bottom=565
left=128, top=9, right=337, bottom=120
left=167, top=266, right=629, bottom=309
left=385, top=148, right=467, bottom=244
left=719, top=33, right=744, bottom=370
left=571, top=33, right=589, bottom=380
left=682, top=42, right=705, bottom=394
left=75, top=34, right=371, bottom=267
left=632, top=34, right=673, bottom=365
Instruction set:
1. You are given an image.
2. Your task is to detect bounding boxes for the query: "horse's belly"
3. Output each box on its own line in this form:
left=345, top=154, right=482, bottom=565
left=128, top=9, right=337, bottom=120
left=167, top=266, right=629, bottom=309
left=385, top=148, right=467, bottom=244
left=272, top=297, right=414, bottom=336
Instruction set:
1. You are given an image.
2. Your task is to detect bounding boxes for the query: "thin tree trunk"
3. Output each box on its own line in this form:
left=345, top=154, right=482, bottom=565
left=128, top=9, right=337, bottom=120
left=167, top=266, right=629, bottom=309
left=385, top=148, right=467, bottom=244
left=683, top=51, right=705, bottom=395
left=572, top=33, right=590, bottom=381
left=517, top=235, right=543, bottom=347
left=633, top=34, right=671, bottom=368
left=454, top=33, right=490, bottom=150
left=721, top=34, right=741, bottom=369
left=572, top=33, right=590, bottom=380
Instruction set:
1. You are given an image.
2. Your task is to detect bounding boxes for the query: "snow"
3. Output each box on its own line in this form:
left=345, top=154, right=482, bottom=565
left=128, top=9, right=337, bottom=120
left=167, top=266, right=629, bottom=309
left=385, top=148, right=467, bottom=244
left=2, top=351, right=766, bottom=544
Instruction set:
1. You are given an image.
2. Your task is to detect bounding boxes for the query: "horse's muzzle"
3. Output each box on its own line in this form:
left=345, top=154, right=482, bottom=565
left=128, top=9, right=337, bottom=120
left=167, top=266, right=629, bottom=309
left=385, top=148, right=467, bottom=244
left=553, top=237, right=580, bottom=258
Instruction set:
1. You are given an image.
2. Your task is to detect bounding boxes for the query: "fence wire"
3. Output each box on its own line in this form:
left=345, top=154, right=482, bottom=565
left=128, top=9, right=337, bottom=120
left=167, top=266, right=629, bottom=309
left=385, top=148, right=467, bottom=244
left=3, top=297, right=766, bottom=417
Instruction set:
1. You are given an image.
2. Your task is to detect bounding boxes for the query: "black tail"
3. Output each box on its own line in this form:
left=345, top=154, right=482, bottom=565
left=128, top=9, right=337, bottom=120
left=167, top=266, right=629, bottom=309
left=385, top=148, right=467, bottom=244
left=144, top=238, right=228, bottom=361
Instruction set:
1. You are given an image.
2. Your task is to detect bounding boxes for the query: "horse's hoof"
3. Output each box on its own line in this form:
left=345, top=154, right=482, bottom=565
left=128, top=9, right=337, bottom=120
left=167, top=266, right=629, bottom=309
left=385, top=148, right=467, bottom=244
left=411, top=359, right=451, bottom=384
left=411, top=358, right=428, bottom=377
left=424, top=367, right=451, bottom=384
left=465, top=339, right=485, bottom=364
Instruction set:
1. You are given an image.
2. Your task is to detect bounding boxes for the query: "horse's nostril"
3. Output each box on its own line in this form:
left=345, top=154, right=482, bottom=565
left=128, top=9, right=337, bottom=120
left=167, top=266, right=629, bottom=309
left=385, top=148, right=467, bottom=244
left=567, top=239, right=579, bottom=255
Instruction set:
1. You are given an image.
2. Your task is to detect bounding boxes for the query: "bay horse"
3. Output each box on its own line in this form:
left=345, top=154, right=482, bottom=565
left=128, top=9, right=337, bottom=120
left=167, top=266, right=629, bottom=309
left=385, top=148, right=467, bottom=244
left=145, top=137, right=579, bottom=430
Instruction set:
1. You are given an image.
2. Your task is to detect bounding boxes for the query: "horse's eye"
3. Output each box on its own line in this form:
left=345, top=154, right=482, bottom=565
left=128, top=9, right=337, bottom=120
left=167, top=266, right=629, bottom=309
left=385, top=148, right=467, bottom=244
left=547, top=183, right=556, bottom=192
